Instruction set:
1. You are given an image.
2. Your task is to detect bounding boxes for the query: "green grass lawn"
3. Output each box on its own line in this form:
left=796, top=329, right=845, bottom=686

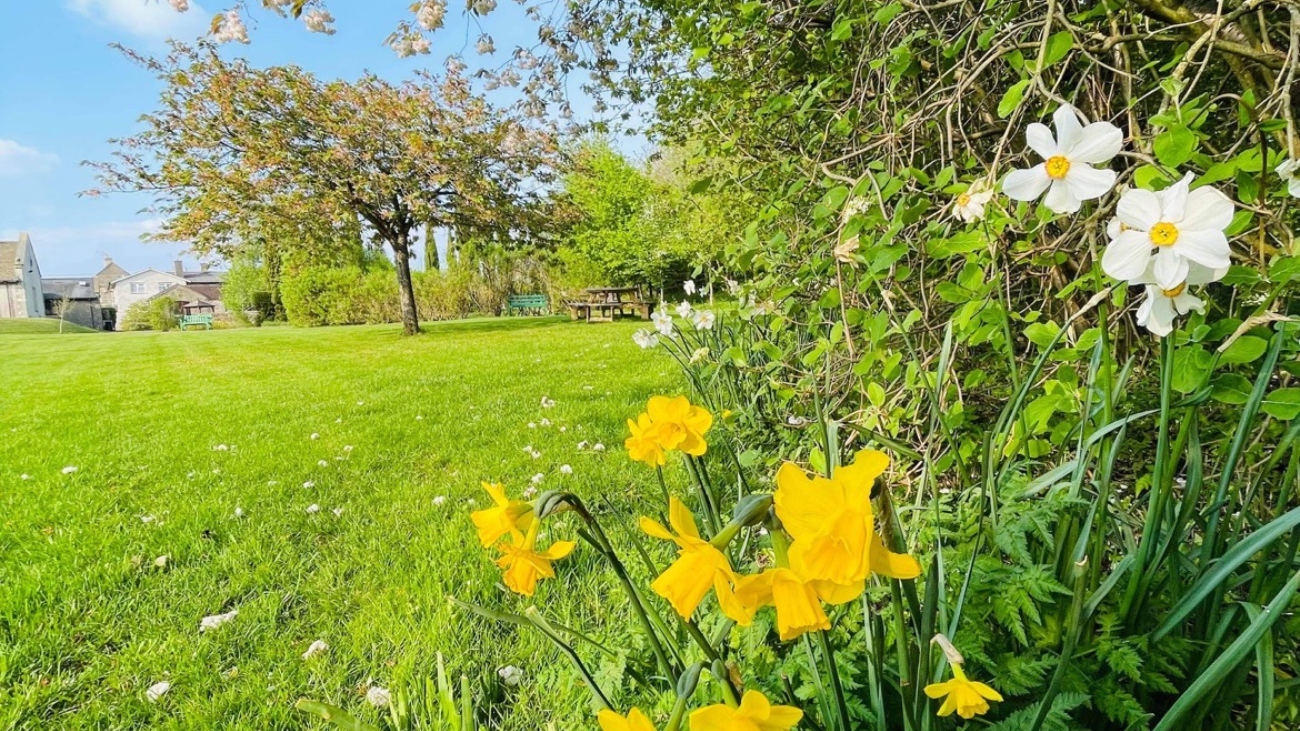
left=0, top=318, right=101, bottom=335
left=0, top=317, right=680, bottom=731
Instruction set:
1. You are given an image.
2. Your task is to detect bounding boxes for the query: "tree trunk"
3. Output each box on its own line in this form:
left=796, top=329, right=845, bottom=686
left=392, top=234, right=421, bottom=335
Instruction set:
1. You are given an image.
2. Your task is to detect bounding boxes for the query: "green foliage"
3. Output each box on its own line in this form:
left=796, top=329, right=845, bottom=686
left=120, top=298, right=180, bottom=332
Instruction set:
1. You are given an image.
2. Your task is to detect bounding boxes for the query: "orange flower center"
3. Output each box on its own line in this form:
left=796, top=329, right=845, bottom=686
left=1162, top=283, right=1187, bottom=297
left=1150, top=222, right=1179, bottom=246
left=1045, top=155, right=1071, bottom=179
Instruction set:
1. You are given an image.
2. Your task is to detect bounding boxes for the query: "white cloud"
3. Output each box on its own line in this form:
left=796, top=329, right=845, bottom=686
left=66, top=0, right=209, bottom=41
left=0, top=140, right=60, bottom=177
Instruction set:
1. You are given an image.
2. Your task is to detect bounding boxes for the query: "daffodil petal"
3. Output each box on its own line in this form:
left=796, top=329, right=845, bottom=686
left=1100, top=230, right=1153, bottom=281
left=969, top=682, right=1003, bottom=702
left=1024, top=122, right=1058, bottom=159
left=1117, top=188, right=1162, bottom=230
left=1043, top=179, right=1081, bottom=214
left=1003, top=165, right=1052, bottom=202
left=1068, top=121, right=1123, bottom=163
left=1152, top=250, right=1190, bottom=291
left=1052, top=104, right=1083, bottom=151
left=1063, top=164, right=1115, bottom=202
left=1173, top=229, right=1231, bottom=271
left=1182, top=185, right=1235, bottom=232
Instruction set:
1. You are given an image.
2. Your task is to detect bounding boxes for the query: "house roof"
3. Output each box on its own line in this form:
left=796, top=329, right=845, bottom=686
left=43, top=278, right=99, bottom=301
left=146, top=283, right=223, bottom=303
left=109, top=268, right=186, bottom=286
left=183, top=270, right=226, bottom=284
left=0, top=241, right=17, bottom=283
left=95, top=261, right=130, bottom=282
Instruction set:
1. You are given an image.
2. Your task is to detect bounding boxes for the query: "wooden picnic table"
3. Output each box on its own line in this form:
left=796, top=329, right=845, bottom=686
left=568, top=286, right=652, bottom=322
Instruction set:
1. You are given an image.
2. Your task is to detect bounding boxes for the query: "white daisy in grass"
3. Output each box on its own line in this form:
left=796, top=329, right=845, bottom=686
left=214, top=444, right=229, bottom=452
left=306, top=504, right=321, bottom=514
left=432, top=496, right=447, bottom=506
left=498, top=665, right=525, bottom=685
left=344, top=445, right=353, bottom=452
left=527, top=422, right=537, bottom=429
left=540, top=418, right=551, bottom=427
left=199, top=609, right=238, bottom=632
left=20, top=474, right=30, bottom=480
left=310, top=433, right=320, bottom=440
left=952, top=179, right=995, bottom=223
left=303, top=481, right=315, bottom=489
left=560, top=464, right=573, bottom=475
left=416, top=415, right=424, bottom=421
left=632, top=329, right=659, bottom=349
left=531, top=473, right=544, bottom=484
left=1003, top=104, right=1123, bottom=214
left=332, top=508, right=343, bottom=517
left=592, top=443, right=606, bottom=452
left=1100, top=172, right=1234, bottom=289
left=234, top=506, right=244, bottom=518
left=559, top=426, right=568, bottom=433
left=675, top=300, right=694, bottom=319
left=302, top=640, right=328, bottom=659
left=146, top=681, right=171, bottom=703
left=1134, top=261, right=1227, bottom=337
left=317, top=460, right=329, bottom=468
left=692, top=310, right=716, bottom=330
left=366, top=686, right=392, bottom=707
left=576, top=440, right=589, bottom=450
left=154, top=555, right=168, bottom=568
left=540, top=396, right=556, bottom=408
left=62, top=466, right=78, bottom=475
left=523, top=485, right=538, bottom=498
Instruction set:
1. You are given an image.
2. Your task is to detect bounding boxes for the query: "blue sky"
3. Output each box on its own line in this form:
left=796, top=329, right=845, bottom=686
left=0, top=1, right=637, bottom=277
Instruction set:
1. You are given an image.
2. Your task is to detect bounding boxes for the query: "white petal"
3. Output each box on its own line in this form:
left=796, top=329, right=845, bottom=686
left=1289, top=177, right=1300, bottom=199
left=1101, top=230, right=1153, bottom=281
left=1173, top=229, right=1231, bottom=270
left=1044, top=179, right=1081, bottom=213
left=1063, top=164, right=1116, bottom=202
left=1173, top=292, right=1206, bottom=316
left=1162, top=173, right=1195, bottom=222
left=1003, top=165, right=1052, bottom=202
left=1116, top=189, right=1162, bottom=230
left=1067, top=122, right=1123, bottom=164
left=1185, top=261, right=1229, bottom=285
left=1152, top=249, right=1189, bottom=290
left=1025, top=123, right=1059, bottom=159
left=1136, top=291, right=1156, bottom=328
left=1052, top=104, right=1083, bottom=151
left=1106, top=217, right=1123, bottom=241
left=1181, top=186, right=1234, bottom=233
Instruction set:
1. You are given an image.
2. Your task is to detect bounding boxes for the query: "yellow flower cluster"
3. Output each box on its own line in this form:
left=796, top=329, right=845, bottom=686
left=642, top=450, right=921, bottom=641
left=625, top=395, right=714, bottom=466
left=470, top=481, right=574, bottom=596
left=599, top=691, right=803, bottom=731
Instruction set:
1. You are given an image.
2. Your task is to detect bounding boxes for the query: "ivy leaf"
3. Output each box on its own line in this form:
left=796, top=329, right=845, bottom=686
left=998, top=79, right=1031, bottom=119
left=1039, top=31, right=1073, bottom=69
left=1153, top=126, right=1196, bottom=168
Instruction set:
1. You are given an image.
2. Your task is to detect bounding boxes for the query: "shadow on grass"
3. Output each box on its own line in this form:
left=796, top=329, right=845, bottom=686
left=416, top=315, right=573, bottom=337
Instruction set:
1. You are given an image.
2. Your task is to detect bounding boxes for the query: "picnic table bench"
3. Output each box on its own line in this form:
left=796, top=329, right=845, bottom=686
left=179, top=314, right=214, bottom=331
left=507, top=294, right=548, bottom=315
left=567, top=287, right=652, bottom=322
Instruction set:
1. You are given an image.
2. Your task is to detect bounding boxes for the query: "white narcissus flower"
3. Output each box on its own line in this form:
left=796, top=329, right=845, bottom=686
left=632, top=329, right=658, bottom=349
left=302, top=640, right=329, bottom=659
left=199, top=609, right=238, bottom=632
left=952, top=179, right=995, bottom=223
left=692, top=310, right=716, bottom=330
left=674, top=300, right=693, bottom=319
left=146, top=681, right=171, bottom=702
left=1101, top=173, right=1234, bottom=289
left=683, top=280, right=697, bottom=296
left=1003, top=104, right=1122, bottom=214
left=690, top=347, right=710, bottom=364
left=366, top=686, right=392, bottom=708
left=651, top=309, right=674, bottom=336
left=1134, top=262, right=1227, bottom=337
left=1275, top=159, right=1300, bottom=197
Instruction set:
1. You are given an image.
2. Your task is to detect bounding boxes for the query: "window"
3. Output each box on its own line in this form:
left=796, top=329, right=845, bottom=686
left=130, top=283, right=146, bottom=294
left=159, top=282, right=171, bottom=293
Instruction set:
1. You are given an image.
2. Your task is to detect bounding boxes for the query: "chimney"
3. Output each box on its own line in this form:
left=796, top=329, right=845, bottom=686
left=103, top=256, right=113, bottom=266
left=173, top=260, right=184, bottom=276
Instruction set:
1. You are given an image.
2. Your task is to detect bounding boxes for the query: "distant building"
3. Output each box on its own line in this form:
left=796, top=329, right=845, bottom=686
left=0, top=233, right=46, bottom=319
left=41, top=278, right=104, bottom=329
left=109, top=260, right=228, bottom=329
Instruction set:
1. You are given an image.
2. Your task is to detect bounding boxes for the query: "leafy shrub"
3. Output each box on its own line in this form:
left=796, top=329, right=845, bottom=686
left=120, top=298, right=180, bottom=332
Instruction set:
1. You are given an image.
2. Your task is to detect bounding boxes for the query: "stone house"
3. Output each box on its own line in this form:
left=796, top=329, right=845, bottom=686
left=110, top=261, right=228, bottom=328
left=41, top=278, right=104, bottom=330
left=0, top=233, right=46, bottom=319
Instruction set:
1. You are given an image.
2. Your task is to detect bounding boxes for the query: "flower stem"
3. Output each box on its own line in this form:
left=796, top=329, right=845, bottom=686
left=817, top=630, right=852, bottom=731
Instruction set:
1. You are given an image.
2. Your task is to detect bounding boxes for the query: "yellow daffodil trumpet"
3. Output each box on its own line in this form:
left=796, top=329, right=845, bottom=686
left=689, top=690, right=803, bottom=731
left=494, top=518, right=575, bottom=596
left=640, top=497, right=751, bottom=623
left=471, top=481, right=535, bottom=547
left=598, top=708, right=658, bottom=731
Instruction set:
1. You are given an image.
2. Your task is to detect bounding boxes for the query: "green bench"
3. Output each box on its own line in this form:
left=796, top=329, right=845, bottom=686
left=179, top=314, right=214, bottom=331
left=507, top=294, right=548, bottom=315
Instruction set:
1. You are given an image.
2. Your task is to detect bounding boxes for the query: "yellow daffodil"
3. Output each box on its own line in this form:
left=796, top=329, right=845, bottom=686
left=689, top=690, right=803, bottom=731
left=924, top=663, right=1003, bottom=719
left=773, top=452, right=920, bottom=595
left=494, top=520, right=575, bottom=596
left=733, top=567, right=831, bottom=641
left=646, top=395, right=713, bottom=456
left=471, top=481, right=535, bottom=547
left=598, top=708, right=658, bottom=731
left=625, top=413, right=669, bottom=467
left=640, top=497, right=751, bottom=623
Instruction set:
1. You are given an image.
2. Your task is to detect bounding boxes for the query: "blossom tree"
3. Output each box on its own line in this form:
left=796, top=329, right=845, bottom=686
left=87, top=43, right=555, bottom=335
